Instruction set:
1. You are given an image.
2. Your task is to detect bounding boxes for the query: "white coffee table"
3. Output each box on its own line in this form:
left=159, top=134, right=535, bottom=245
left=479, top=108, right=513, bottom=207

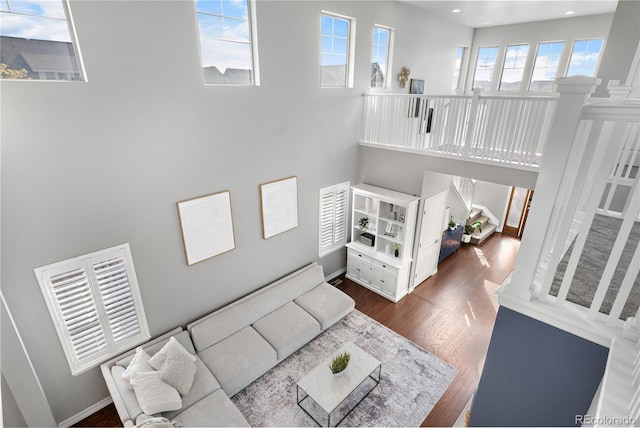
left=296, top=342, right=381, bottom=427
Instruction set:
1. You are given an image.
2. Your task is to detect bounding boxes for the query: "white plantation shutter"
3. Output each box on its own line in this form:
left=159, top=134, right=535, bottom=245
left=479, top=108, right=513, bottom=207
left=35, top=244, right=149, bottom=375
left=319, top=182, right=350, bottom=257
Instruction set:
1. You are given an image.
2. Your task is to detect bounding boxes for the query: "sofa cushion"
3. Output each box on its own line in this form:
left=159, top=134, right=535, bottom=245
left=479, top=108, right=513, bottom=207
left=188, top=263, right=325, bottom=352
left=163, top=356, right=221, bottom=420
left=121, top=347, right=154, bottom=389
left=295, top=282, right=356, bottom=330
left=130, top=371, right=182, bottom=416
left=171, top=390, right=249, bottom=427
left=198, top=326, right=277, bottom=397
left=116, top=330, right=196, bottom=368
left=252, top=302, right=321, bottom=360
left=111, top=365, right=144, bottom=423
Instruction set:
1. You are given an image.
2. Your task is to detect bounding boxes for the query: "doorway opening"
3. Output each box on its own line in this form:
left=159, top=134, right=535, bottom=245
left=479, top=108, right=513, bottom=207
left=503, top=187, right=534, bottom=238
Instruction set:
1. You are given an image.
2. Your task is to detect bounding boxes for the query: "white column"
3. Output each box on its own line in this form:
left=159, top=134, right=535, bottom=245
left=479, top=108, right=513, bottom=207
left=500, top=76, right=600, bottom=302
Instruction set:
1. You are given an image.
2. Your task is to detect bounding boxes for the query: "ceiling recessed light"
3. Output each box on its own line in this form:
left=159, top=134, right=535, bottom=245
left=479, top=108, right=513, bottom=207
left=451, top=9, right=461, bottom=13
left=565, top=11, right=575, bottom=15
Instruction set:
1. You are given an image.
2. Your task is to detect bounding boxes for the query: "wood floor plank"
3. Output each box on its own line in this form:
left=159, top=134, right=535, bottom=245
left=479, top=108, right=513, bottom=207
left=74, top=233, right=520, bottom=428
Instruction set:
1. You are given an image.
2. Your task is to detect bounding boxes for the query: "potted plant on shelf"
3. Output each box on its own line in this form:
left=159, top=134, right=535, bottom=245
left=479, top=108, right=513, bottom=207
left=394, top=243, right=400, bottom=257
left=329, top=351, right=351, bottom=377
left=448, top=216, right=457, bottom=231
left=359, top=217, right=370, bottom=231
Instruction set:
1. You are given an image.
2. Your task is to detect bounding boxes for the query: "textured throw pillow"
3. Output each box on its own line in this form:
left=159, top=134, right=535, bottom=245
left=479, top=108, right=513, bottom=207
left=159, top=347, right=197, bottom=396
left=130, top=371, right=182, bottom=415
left=148, top=336, right=196, bottom=370
left=122, top=347, right=154, bottom=390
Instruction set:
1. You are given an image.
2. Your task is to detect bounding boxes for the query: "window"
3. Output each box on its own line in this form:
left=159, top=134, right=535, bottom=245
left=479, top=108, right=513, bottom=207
left=0, top=0, right=84, bottom=81
left=196, top=0, right=259, bottom=85
left=499, top=44, right=529, bottom=91
left=34, top=243, right=149, bottom=375
left=453, top=46, right=466, bottom=90
left=473, top=46, right=499, bottom=91
left=529, top=42, right=565, bottom=92
left=319, top=182, right=350, bottom=257
left=371, top=25, right=392, bottom=88
left=567, top=38, right=603, bottom=77
left=321, top=12, right=355, bottom=88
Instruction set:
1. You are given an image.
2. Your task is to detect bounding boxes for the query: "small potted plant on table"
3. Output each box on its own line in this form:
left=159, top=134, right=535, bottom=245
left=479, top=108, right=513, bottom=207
left=329, top=351, right=351, bottom=377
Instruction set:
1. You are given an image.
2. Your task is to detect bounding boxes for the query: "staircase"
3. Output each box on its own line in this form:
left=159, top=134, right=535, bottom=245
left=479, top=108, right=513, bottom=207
left=468, top=208, right=497, bottom=245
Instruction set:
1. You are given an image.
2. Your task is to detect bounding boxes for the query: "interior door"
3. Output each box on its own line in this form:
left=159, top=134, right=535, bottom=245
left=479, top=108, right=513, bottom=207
left=504, top=187, right=534, bottom=238
left=413, top=191, right=447, bottom=286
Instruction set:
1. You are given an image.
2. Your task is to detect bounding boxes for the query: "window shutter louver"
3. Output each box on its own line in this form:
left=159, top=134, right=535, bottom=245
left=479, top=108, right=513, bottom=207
left=35, top=243, right=150, bottom=375
left=319, top=182, right=350, bottom=257
left=50, top=267, right=107, bottom=361
left=334, top=188, right=348, bottom=243
left=93, top=257, right=141, bottom=343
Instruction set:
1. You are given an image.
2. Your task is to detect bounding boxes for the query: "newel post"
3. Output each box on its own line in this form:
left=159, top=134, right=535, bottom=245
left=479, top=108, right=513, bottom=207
left=500, top=76, right=600, bottom=304
left=464, top=88, right=482, bottom=155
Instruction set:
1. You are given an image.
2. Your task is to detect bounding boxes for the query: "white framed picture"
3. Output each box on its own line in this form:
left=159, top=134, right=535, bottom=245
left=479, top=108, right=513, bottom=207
left=260, top=176, right=299, bottom=239
left=177, top=191, right=235, bottom=265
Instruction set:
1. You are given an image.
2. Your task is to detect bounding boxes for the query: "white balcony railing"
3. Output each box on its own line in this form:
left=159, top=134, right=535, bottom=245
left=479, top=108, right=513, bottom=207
left=362, top=90, right=558, bottom=168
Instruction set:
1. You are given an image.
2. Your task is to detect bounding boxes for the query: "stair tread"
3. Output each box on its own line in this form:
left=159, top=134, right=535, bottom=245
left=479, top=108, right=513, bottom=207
left=471, top=223, right=497, bottom=237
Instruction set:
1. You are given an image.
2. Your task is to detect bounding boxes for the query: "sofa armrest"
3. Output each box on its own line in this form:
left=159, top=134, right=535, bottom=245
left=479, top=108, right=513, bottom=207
left=99, top=327, right=184, bottom=426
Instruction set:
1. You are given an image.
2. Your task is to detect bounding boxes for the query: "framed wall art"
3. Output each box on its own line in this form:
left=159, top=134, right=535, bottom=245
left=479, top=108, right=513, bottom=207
left=260, top=176, right=299, bottom=239
left=177, top=191, right=235, bottom=265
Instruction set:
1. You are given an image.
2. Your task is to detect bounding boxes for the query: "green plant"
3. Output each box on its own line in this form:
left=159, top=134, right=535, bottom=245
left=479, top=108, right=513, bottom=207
left=448, top=216, right=457, bottom=229
left=329, top=351, right=351, bottom=374
left=464, top=217, right=482, bottom=235
left=359, top=217, right=370, bottom=231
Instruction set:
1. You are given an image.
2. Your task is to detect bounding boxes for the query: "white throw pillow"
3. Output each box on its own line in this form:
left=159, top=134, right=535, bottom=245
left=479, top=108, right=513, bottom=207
left=148, top=336, right=196, bottom=370
left=122, top=347, right=154, bottom=390
left=159, top=347, right=197, bottom=396
left=130, top=371, right=182, bottom=415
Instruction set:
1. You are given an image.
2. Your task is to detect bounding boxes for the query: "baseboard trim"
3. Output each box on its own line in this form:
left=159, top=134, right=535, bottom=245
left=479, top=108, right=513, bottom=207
left=58, top=396, right=113, bottom=428
left=326, top=267, right=346, bottom=282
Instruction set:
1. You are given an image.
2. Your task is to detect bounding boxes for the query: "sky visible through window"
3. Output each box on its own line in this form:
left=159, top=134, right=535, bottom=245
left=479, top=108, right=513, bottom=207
left=567, top=38, right=603, bottom=77
left=500, top=44, right=529, bottom=90
left=1, top=0, right=71, bottom=42
left=529, top=42, right=565, bottom=91
left=473, top=46, right=498, bottom=90
left=321, top=13, right=349, bottom=87
left=453, top=46, right=465, bottom=89
left=196, top=0, right=254, bottom=84
left=371, top=26, right=389, bottom=88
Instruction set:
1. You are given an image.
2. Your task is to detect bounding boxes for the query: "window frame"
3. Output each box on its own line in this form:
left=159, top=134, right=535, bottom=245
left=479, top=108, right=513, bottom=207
left=195, top=0, right=260, bottom=86
left=472, top=45, right=500, bottom=91
left=319, top=181, right=350, bottom=258
left=528, top=41, right=566, bottom=93
left=498, top=43, right=531, bottom=92
left=565, top=38, right=605, bottom=78
left=0, top=0, right=86, bottom=82
left=320, top=11, right=356, bottom=88
left=34, top=243, right=150, bottom=375
left=370, top=24, right=394, bottom=90
left=453, top=45, right=467, bottom=91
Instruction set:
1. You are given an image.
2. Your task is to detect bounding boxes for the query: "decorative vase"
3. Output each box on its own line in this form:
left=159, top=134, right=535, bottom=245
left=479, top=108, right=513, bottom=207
left=394, top=248, right=399, bottom=257
left=333, top=368, right=346, bottom=377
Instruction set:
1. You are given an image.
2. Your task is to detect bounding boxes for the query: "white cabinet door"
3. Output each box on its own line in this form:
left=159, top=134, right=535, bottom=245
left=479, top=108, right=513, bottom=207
left=348, top=251, right=372, bottom=285
left=414, top=191, right=447, bottom=286
left=372, top=263, right=398, bottom=297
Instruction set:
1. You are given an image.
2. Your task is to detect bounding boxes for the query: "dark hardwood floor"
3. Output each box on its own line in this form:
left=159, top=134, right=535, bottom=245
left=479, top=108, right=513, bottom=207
left=74, top=233, right=520, bottom=427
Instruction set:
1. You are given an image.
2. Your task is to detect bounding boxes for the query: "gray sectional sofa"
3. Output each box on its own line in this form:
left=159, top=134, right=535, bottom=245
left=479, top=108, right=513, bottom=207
left=101, top=262, right=355, bottom=427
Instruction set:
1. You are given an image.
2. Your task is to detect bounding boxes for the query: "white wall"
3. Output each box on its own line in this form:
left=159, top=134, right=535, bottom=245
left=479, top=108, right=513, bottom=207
left=0, top=0, right=471, bottom=423
left=465, top=13, right=614, bottom=93
left=472, top=180, right=512, bottom=229
left=593, top=0, right=640, bottom=97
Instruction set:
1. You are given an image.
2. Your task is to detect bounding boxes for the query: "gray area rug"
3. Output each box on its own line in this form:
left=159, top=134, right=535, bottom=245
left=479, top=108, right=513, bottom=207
left=231, top=310, right=457, bottom=427
left=550, top=214, right=640, bottom=320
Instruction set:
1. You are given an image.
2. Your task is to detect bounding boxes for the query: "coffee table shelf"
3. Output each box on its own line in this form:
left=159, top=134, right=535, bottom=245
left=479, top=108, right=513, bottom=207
left=296, top=342, right=381, bottom=427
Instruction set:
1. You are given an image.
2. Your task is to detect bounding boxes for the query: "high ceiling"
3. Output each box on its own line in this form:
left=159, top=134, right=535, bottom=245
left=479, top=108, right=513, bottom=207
left=399, top=0, right=618, bottom=28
